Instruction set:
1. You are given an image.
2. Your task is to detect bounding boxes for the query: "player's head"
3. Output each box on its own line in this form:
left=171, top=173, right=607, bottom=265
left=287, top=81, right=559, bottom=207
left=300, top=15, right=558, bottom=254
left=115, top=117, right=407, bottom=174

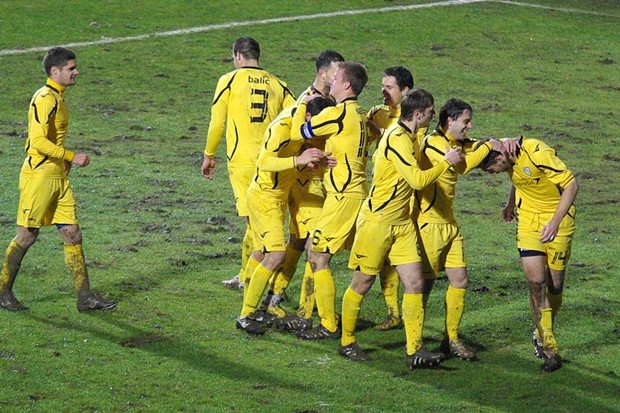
left=480, top=149, right=511, bottom=174
left=43, top=47, right=78, bottom=86
left=232, top=37, right=260, bottom=67
left=316, top=50, right=345, bottom=73
left=330, top=62, right=368, bottom=99
left=382, top=66, right=413, bottom=107
left=400, top=89, right=435, bottom=128
left=305, top=96, right=336, bottom=120
left=438, top=98, right=473, bottom=140
left=314, top=50, right=345, bottom=93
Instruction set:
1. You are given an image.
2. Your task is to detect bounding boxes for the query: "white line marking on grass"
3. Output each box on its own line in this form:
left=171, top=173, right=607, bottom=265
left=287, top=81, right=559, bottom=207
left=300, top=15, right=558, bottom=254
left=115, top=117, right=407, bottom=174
left=0, top=0, right=486, bottom=56
left=1, top=0, right=617, bottom=57
left=491, top=0, right=620, bottom=18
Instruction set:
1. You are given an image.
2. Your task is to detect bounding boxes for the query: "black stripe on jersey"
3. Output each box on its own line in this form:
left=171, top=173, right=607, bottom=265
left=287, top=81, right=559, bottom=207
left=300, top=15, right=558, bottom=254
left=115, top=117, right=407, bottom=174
left=385, top=134, right=413, bottom=166
left=273, top=139, right=290, bottom=152
left=228, top=122, right=239, bottom=161
left=422, top=183, right=437, bottom=213
left=212, top=72, right=236, bottom=105
left=522, top=146, right=565, bottom=173
left=31, top=155, right=49, bottom=170
left=371, top=185, right=399, bottom=213
left=311, top=104, right=346, bottom=135
left=272, top=172, right=279, bottom=190
left=44, top=84, right=59, bottom=93
left=330, top=153, right=352, bottom=193
left=419, top=222, right=428, bottom=231
left=276, top=79, right=295, bottom=100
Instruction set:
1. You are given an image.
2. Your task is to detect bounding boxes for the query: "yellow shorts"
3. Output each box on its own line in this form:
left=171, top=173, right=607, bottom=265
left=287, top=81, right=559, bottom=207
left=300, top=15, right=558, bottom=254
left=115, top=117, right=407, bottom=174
left=310, top=195, right=362, bottom=254
left=228, top=166, right=254, bottom=217
left=517, top=209, right=575, bottom=271
left=348, top=217, right=421, bottom=275
left=288, top=176, right=325, bottom=239
left=418, top=221, right=466, bottom=277
left=17, top=176, right=78, bottom=228
left=247, top=187, right=288, bottom=253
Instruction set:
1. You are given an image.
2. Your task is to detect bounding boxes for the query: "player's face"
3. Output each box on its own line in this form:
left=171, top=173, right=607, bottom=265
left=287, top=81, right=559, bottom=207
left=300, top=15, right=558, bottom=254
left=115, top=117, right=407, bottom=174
left=447, top=109, right=473, bottom=140
left=329, top=68, right=347, bottom=100
left=382, top=76, right=406, bottom=108
left=485, top=154, right=510, bottom=174
left=54, top=60, right=79, bottom=87
left=418, top=106, right=436, bottom=128
left=320, top=61, right=340, bottom=92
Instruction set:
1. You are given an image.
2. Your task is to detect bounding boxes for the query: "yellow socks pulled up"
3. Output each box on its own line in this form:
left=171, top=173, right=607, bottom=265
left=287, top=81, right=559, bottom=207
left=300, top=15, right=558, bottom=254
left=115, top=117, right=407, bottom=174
left=241, top=262, right=273, bottom=318
left=296, top=262, right=315, bottom=319
left=341, top=287, right=363, bottom=346
left=445, top=285, right=466, bottom=341
left=402, top=293, right=425, bottom=355
left=379, top=266, right=400, bottom=319
left=1, top=240, right=26, bottom=292
left=313, top=268, right=337, bottom=332
left=64, top=243, right=90, bottom=294
left=273, top=246, right=303, bottom=296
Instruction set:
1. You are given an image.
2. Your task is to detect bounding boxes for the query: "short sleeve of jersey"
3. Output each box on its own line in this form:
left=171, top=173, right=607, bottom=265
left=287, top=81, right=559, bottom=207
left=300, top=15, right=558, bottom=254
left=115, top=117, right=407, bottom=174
left=523, top=138, right=575, bottom=189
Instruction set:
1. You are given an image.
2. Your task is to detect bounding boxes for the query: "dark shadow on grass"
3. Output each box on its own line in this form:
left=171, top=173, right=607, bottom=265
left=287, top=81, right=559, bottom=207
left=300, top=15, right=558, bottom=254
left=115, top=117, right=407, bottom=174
left=24, top=312, right=316, bottom=396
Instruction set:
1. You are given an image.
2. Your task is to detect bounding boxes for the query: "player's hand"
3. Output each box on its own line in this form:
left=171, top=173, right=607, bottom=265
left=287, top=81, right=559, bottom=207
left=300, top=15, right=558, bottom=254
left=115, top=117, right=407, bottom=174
left=321, top=151, right=337, bottom=169
left=444, top=146, right=463, bottom=166
left=502, top=204, right=516, bottom=223
left=540, top=220, right=560, bottom=243
left=297, top=147, right=323, bottom=167
left=72, top=153, right=90, bottom=167
left=202, top=156, right=216, bottom=179
left=501, top=137, right=520, bottom=157
left=302, top=94, right=320, bottom=104
left=489, top=138, right=503, bottom=152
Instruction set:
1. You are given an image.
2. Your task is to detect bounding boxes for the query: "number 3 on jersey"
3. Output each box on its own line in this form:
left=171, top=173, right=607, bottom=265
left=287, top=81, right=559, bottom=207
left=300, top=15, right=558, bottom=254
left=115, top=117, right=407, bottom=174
left=250, top=88, right=269, bottom=123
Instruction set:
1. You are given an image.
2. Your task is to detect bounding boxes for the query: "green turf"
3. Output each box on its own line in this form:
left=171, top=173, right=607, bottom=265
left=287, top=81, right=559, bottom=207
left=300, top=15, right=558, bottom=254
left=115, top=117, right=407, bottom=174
left=0, top=1, right=619, bottom=412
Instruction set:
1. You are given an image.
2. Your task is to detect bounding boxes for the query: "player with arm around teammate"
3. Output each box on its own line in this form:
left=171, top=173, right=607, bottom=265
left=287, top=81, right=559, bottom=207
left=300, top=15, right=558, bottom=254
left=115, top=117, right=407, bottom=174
left=236, top=97, right=337, bottom=334
left=290, top=62, right=370, bottom=340
left=339, top=89, right=463, bottom=368
left=416, top=98, right=504, bottom=361
left=480, top=136, right=578, bottom=372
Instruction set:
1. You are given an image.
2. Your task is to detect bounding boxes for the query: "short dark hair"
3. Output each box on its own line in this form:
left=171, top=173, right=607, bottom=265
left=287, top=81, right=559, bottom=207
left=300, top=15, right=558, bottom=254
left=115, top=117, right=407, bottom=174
left=400, top=89, right=434, bottom=121
left=480, top=150, right=503, bottom=171
left=233, top=37, right=260, bottom=60
left=384, top=66, right=414, bottom=90
left=339, top=62, right=368, bottom=96
left=306, top=96, right=336, bottom=116
left=315, top=50, right=345, bottom=73
left=43, top=47, right=76, bottom=76
left=438, top=98, right=472, bottom=129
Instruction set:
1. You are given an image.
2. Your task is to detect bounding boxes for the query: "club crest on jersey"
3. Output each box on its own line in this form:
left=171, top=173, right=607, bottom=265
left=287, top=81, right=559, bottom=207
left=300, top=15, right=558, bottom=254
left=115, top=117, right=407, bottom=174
left=523, top=166, right=532, bottom=176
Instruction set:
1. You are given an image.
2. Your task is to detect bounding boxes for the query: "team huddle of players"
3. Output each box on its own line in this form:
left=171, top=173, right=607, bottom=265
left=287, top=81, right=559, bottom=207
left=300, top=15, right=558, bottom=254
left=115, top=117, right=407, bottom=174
left=201, top=38, right=579, bottom=373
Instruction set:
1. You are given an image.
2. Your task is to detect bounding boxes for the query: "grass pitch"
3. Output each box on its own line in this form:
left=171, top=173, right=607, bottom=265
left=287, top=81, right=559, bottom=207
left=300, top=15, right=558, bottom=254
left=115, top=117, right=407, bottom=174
left=0, top=1, right=619, bottom=412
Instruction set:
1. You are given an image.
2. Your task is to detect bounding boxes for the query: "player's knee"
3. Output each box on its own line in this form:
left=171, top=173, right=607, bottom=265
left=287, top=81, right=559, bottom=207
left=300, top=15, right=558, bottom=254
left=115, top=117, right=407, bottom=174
left=15, top=227, right=39, bottom=248
left=58, top=224, right=82, bottom=245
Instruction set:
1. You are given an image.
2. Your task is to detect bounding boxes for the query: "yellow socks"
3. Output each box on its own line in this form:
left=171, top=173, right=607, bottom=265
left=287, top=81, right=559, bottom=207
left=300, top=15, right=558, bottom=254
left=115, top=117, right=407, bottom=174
left=238, top=225, right=253, bottom=283
left=379, top=266, right=400, bottom=319
left=240, top=262, right=273, bottom=318
left=64, top=243, right=90, bottom=294
left=402, top=293, right=425, bottom=355
left=273, top=246, right=303, bottom=296
left=314, top=268, right=337, bottom=332
left=242, top=256, right=261, bottom=304
left=341, top=287, right=363, bottom=346
left=445, top=285, right=466, bottom=341
left=539, top=307, right=558, bottom=352
left=1, top=240, right=26, bottom=292
left=296, top=262, right=315, bottom=319
left=546, top=290, right=563, bottom=321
